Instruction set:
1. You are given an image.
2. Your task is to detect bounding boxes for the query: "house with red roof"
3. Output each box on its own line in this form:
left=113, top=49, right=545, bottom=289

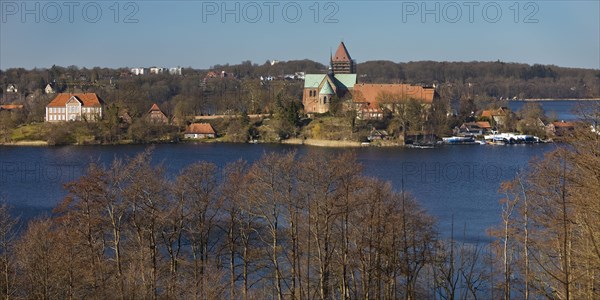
left=184, top=123, right=216, bottom=139
left=480, top=107, right=509, bottom=127
left=45, top=93, right=104, bottom=122
left=147, top=103, right=169, bottom=124
left=546, top=121, right=576, bottom=137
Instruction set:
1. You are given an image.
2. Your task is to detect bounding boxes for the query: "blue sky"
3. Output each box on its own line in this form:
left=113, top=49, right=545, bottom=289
left=1, top=1, right=599, bottom=70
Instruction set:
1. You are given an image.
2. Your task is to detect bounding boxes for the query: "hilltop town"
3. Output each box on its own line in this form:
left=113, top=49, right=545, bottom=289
left=1, top=42, right=598, bottom=146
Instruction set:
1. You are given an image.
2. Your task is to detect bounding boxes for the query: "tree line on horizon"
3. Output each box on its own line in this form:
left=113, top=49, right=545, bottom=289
left=1, top=121, right=599, bottom=299
left=1, top=60, right=598, bottom=145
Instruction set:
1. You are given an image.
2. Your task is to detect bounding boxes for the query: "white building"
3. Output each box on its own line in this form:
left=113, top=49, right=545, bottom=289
left=131, top=67, right=148, bottom=75
left=169, top=67, right=182, bottom=75
left=45, top=93, right=104, bottom=122
left=44, top=84, right=56, bottom=94
left=150, top=67, right=167, bottom=74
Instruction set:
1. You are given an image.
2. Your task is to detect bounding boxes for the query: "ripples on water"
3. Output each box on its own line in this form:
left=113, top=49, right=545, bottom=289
left=0, top=143, right=556, bottom=241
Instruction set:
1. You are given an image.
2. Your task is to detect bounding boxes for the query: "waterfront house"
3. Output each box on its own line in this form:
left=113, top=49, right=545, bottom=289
left=368, top=128, right=388, bottom=141
left=546, top=121, right=576, bottom=137
left=481, top=107, right=509, bottom=127
left=45, top=93, right=104, bottom=122
left=185, top=123, right=216, bottom=139
left=147, top=103, right=169, bottom=124
left=455, top=122, right=492, bottom=136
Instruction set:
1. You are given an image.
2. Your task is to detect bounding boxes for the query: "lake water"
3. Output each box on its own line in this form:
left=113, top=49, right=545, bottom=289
left=0, top=143, right=556, bottom=243
left=508, top=100, right=600, bottom=121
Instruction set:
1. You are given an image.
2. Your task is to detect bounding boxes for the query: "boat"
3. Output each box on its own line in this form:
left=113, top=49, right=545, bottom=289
left=442, top=136, right=482, bottom=145
left=406, top=143, right=436, bottom=149
left=484, top=133, right=541, bottom=144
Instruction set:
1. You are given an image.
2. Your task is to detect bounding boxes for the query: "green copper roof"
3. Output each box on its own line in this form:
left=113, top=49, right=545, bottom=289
left=320, top=81, right=334, bottom=95
left=304, top=73, right=357, bottom=90
left=333, top=74, right=357, bottom=89
left=304, top=74, right=326, bottom=88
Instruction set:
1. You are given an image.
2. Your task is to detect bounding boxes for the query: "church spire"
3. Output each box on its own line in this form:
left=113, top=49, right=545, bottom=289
left=331, top=42, right=355, bottom=74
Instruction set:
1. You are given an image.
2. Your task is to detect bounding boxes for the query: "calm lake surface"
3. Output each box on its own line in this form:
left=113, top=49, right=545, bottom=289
left=0, top=143, right=557, bottom=243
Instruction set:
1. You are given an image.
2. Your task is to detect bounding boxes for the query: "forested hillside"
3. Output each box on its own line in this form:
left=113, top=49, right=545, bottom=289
left=1, top=60, right=598, bottom=126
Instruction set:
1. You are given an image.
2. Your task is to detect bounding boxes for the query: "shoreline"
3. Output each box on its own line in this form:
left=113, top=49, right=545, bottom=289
left=0, top=138, right=369, bottom=149
left=519, top=98, right=600, bottom=101
left=281, top=138, right=364, bottom=148
left=0, top=140, right=49, bottom=146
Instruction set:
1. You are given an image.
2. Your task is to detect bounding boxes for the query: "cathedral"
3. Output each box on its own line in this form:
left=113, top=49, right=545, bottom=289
left=302, top=42, right=439, bottom=118
left=302, top=42, right=357, bottom=114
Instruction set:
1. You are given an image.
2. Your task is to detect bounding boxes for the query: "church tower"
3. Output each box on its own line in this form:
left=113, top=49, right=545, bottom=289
left=331, top=42, right=356, bottom=74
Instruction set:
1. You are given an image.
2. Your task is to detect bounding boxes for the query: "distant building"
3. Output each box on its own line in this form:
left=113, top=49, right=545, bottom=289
left=131, top=68, right=148, bottom=75
left=150, top=67, right=166, bottom=74
left=454, top=121, right=492, bottom=136
left=547, top=121, right=576, bottom=137
left=147, top=103, right=168, bottom=124
left=481, top=108, right=509, bottom=127
left=45, top=93, right=104, bottom=122
left=6, top=84, right=17, bottom=93
left=44, top=83, right=56, bottom=94
left=270, top=60, right=280, bottom=66
left=206, top=71, right=218, bottom=79
left=169, top=67, right=182, bottom=75
left=184, top=123, right=216, bottom=139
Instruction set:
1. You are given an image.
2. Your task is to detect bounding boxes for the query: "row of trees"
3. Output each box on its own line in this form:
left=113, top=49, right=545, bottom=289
left=0, top=150, right=447, bottom=299
left=489, top=123, right=600, bottom=299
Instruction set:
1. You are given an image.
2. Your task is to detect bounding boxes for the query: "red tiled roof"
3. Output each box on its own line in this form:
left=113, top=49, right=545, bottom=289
left=353, top=84, right=436, bottom=108
left=552, top=121, right=576, bottom=128
left=149, top=103, right=162, bottom=112
left=186, top=123, right=216, bottom=134
left=476, top=121, right=492, bottom=129
left=47, top=93, right=104, bottom=107
left=0, top=104, right=23, bottom=110
left=332, top=42, right=352, bottom=62
left=481, top=108, right=508, bottom=118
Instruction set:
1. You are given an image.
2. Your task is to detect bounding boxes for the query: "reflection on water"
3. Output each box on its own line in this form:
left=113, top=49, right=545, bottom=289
left=0, top=143, right=555, bottom=241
